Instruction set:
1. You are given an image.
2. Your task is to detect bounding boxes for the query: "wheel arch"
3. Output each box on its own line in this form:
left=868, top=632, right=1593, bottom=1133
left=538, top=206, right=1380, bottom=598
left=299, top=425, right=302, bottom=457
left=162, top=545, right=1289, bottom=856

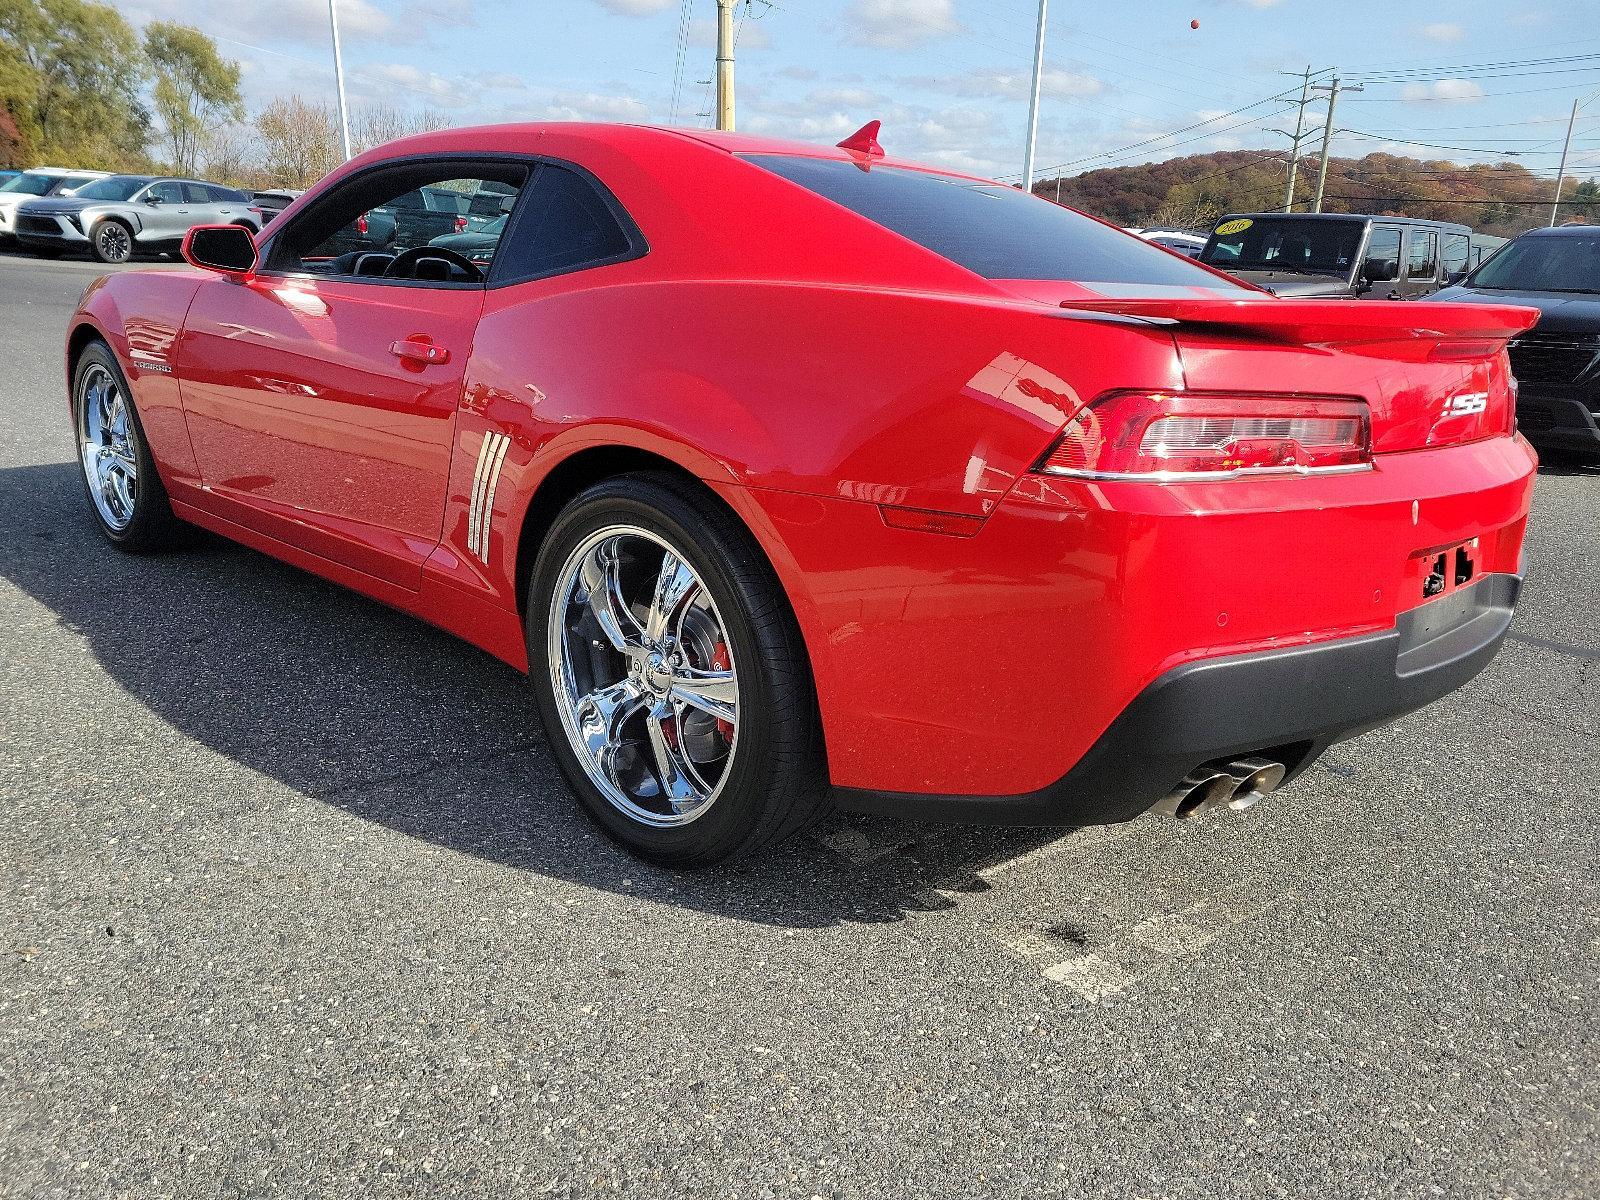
left=508, top=442, right=831, bottom=775
left=66, top=320, right=111, bottom=379
left=512, top=444, right=732, bottom=619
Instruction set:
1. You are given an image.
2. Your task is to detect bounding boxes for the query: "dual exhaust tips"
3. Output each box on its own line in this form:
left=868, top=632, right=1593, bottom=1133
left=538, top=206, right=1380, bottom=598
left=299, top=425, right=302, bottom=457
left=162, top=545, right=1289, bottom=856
left=1151, top=756, right=1288, bottom=821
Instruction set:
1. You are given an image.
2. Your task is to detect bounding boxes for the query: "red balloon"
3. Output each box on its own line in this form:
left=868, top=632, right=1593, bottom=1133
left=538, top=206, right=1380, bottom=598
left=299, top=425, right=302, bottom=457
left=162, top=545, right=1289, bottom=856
left=1190, top=18, right=1200, bottom=29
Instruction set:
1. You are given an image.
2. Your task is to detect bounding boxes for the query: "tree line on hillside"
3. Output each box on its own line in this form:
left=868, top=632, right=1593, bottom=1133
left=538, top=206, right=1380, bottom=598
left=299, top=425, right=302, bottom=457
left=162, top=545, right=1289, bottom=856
left=1035, top=149, right=1597, bottom=237
left=0, top=0, right=445, bottom=187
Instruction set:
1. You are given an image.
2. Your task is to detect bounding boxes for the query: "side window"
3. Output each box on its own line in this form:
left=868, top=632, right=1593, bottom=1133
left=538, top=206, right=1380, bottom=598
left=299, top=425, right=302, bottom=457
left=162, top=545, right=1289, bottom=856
left=1364, top=226, right=1402, bottom=279
left=265, top=162, right=528, bottom=282
left=148, top=181, right=185, bottom=205
left=493, top=164, right=637, bottom=283
left=1443, top=233, right=1469, bottom=278
left=183, top=183, right=213, bottom=204
left=1406, top=230, right=1438, bottom=280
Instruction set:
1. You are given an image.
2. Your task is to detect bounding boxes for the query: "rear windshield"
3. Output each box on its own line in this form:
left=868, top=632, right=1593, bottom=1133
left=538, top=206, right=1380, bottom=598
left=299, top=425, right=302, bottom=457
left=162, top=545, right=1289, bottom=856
left=1467, top=233, right=1600, bottom=295
left=1200, top=216, right=1364, bottom=274
left=747, top=154, right=1243, bottom=287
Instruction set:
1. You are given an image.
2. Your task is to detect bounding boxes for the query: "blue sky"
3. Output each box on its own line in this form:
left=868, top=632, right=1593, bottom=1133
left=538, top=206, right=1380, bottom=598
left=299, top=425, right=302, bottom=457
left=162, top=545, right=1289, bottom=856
left=120, top=0, right=1600, bottom=183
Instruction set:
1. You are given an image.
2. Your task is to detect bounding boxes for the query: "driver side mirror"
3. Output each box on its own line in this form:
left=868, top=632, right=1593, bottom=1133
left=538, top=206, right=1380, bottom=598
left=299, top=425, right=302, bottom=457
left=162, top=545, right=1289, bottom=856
left=145, top=194, right=163, bottom=206
left=183, top=224, right=257, bottom=277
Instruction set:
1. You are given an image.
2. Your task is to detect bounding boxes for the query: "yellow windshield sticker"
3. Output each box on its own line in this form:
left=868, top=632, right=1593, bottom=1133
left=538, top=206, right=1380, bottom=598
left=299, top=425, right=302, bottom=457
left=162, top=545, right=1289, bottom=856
left=1215, top=218, right=1253, bottom=236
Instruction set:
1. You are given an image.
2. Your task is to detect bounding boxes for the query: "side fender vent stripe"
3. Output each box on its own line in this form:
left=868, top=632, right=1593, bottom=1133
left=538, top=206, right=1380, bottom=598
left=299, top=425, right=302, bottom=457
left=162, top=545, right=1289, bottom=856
left=466, top=431, right=511, bottom=563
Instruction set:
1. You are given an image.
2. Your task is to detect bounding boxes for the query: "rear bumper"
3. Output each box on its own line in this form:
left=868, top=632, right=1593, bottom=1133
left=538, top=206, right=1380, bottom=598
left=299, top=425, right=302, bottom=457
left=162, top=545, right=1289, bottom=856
left=836, top=572, right=1519, bottom=825
left=1516, top=388, right=1600, bottom=453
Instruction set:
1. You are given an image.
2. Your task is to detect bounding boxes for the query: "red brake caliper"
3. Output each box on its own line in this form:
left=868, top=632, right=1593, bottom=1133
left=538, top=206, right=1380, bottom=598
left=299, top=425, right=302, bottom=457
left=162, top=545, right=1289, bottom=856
left=712, top=641, right=735, bottom=743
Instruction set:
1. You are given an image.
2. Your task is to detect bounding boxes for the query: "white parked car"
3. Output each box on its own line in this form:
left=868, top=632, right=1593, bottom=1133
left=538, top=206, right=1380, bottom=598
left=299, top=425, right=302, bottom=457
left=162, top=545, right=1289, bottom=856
left=0, top=167, right=109, bottom=242
left=1135, top=228, right=1207, bottom=257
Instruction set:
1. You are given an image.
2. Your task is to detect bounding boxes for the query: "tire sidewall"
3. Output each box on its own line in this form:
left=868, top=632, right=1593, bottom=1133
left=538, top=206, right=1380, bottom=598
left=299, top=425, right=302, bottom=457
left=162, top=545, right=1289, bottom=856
left=527, top=480, right=797, bottom=864
left=72, top=343, right=163, bottom=547
left=90, top=219, right=133, bottom=264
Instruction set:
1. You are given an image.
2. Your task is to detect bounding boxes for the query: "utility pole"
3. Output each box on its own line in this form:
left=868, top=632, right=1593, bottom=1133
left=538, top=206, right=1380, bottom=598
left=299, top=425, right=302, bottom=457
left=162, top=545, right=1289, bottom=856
left=715, top=0, right=736, bottom=131
left=1281, top=66, right=1316, bottom=211
left=1551, top=97, right=1579, bottom=226
left=1311, top=77, right=1361, bottom=214
left=327, top=0, right=353, bottom=160
left=1021, top=0, right=1049, bottom=194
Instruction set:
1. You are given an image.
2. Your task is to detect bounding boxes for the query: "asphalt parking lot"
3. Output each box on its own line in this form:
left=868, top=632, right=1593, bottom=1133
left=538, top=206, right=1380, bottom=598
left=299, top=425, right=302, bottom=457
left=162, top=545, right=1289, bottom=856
left=1, top=246, right=1596, bottom=1199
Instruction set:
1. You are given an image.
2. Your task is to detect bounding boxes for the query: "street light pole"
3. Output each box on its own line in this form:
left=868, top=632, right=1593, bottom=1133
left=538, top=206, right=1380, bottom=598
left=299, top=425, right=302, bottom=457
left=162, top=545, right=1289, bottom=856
left=1551, top=98, right=1579, bottom=227
left=1021, top=0, right=1049, bottom=194
left=328, top=0, right=352, bottom=160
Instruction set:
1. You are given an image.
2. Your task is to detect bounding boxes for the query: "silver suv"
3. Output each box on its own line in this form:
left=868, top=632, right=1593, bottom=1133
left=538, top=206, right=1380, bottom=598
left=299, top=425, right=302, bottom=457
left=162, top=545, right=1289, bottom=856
left=15, top=174, right=259, bottom=263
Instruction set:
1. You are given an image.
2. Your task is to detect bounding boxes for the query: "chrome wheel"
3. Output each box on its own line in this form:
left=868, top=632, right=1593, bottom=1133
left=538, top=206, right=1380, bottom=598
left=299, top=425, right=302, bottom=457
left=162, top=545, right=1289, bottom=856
left=96, top=223, right=131, bottom=263
left=77, top=363, right=138, bottom=532
left=548, top=525, right=740, bottom=828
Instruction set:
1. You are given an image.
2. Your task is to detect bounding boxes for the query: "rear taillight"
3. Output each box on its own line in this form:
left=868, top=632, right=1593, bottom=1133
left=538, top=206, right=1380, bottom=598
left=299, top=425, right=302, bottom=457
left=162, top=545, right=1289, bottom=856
left=1036, top=391, right=1372, bottom=480
left=356, top=214, right=369, bottom=235
left=454, top=214, right=468, bottom=233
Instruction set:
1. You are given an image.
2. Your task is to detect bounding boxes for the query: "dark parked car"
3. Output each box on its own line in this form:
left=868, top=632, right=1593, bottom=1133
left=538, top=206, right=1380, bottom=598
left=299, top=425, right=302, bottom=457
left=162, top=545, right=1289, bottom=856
left=426, top=212, right=506, bottom=267
left=1434, top=225, right=1600, bottom=461
left=247, top=189, right=303, bottom=226
left=307, top=181, right=514, bottom=261
left=1199, top=213, right=1473, bottom=299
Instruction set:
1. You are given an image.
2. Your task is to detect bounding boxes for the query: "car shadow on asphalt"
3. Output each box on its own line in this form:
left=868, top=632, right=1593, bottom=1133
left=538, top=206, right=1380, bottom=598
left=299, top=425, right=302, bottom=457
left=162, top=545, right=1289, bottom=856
left=1, top=461, right=1085, bottom=927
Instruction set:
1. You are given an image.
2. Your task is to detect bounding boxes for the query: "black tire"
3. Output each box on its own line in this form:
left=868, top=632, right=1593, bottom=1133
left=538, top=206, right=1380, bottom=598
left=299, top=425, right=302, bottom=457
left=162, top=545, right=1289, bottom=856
left=89, top=219, right=134, bottom=264
left=527, top=473, right=828, bottom=867
left=71, top=341, right=183, bottom=552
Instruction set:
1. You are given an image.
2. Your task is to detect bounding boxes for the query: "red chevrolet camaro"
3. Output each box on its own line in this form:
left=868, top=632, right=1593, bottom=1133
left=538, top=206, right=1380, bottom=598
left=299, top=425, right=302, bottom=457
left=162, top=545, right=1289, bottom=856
left=66, top=121, right=1539, bottom=865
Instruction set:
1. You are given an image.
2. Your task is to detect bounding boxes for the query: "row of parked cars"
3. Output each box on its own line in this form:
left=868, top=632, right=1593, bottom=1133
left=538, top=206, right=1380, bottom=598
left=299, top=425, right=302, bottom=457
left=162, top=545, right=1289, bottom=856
left=1128, top=212, right=1598, bottom=460
left=0, top=165, right=516, bottom=265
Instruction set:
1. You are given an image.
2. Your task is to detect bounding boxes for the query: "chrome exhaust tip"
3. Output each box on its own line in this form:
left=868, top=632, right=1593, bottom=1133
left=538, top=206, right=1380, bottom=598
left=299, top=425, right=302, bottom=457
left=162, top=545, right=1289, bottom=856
left=1153, top=756, right=1288, bottom=820
left=1219, top=756, right=1287, bottom=812
left=1150, top=768, right=1235, bottom=821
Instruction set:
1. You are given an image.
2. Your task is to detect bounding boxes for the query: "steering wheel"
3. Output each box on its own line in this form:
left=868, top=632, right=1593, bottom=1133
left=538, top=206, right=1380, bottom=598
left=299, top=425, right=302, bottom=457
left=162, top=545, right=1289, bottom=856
left=383, top=245, right=482, bottom=281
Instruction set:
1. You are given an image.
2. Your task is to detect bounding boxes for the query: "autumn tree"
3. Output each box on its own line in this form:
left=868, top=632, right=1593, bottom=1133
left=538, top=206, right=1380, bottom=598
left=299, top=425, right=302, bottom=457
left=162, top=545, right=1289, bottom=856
left=256, top=95, right=340, bottom=187
left=0, top=0, right=148, bottom=166
left=352, top=104, right=449, bottom=155
left=145, top=21, right=242, bottom=176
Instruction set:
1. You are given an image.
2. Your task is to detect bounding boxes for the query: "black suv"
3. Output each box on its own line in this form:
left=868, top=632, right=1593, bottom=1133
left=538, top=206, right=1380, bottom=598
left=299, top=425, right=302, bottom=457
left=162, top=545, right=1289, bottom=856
left=1434, top=225, right=1600, bottom=461
left=1199, top=213, right=1474, bottom=299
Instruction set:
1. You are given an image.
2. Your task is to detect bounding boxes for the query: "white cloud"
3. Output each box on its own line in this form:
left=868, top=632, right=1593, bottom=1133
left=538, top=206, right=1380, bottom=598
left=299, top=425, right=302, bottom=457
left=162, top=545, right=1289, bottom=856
left=591, top=0, right=674, bottom=14
left=845, top=0, right=959, bottom=49
left=130, top=0, right=407, bottom=45
left=809, top=87, right=882, bottom=109
left=354, top=63, right=471, bottom=107
left=926, top=65, right=1101, bottom=100
left=1400, top=78, right=1486, bottom=103
left=543, top=90, right=651, bottom=122
left=1421, top=22, right=1465, bottom=42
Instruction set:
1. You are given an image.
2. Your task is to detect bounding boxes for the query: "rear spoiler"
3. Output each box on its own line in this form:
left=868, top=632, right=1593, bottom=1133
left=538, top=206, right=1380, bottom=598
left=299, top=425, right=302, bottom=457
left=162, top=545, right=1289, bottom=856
left=1057, top=297, right=1541, bottom=347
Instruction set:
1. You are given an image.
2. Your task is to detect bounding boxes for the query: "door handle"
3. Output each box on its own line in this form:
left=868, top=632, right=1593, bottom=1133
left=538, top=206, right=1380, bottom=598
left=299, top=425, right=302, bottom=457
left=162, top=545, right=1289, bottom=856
left=390, top=339, right=451, bottom=365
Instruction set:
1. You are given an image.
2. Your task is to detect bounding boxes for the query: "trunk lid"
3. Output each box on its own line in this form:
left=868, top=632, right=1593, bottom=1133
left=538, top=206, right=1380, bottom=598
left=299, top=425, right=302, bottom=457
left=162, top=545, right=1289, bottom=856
left=1054, top=295, right=1541, bottom=453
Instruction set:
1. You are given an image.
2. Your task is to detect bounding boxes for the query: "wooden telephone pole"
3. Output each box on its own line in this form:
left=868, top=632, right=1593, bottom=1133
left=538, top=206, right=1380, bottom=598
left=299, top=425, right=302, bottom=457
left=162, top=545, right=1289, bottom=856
left=716, top=0, right=736, bottom=131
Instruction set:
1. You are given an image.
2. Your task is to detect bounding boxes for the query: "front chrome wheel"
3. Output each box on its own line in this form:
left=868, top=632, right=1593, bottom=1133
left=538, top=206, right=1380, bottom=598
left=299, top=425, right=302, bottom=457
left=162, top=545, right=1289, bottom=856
left=77, top=363, right=138, bottom=532
left=547, top=525, right=740, bottom=828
